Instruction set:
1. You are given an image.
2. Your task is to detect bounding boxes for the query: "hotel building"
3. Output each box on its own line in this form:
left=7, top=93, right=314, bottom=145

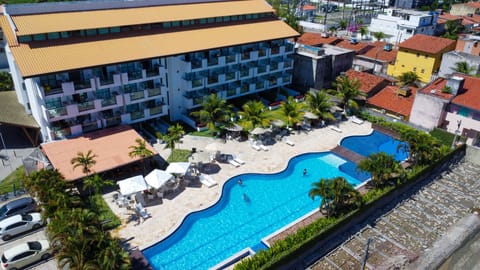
left=0, top=0, right=298, bottom=142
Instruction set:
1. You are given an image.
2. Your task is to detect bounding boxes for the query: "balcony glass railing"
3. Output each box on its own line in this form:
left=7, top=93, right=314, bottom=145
left=255, top=81, right=264, bottom=90
left=226, top=88, right=237, bottom=97
left=105, top=116, right=121, bottom=127
left=240, top=69, right=250, bottom=78
left=225, top=72, right=236, bottom=81
left=271, top=46, right=280, bottom=55
left=207, top=58, right=218, bottom=67
left=257, top=66, right=267, bottom=74
left=282, top=75, right=291, bottom=84
left=192, top=79, right=203, bottom=88
left=258, top=49, right=267, bottom=57
left=241, top=51, right=251, bottom=61
left=240, top=84, right=250, bottom=93
left=82, top=121, right=99, bottom=133
left=128, top=70, right=143, bottom=81
left=226, top=55, right=236, bottom=63
left=131, top=111, right=145, bottom=120
left=193, top=97, right=203, bottom=106
left=78, top=101, right=95, bottom=112
left=130, top=91, right=145, bottom=100
left=101, top=97, right=117, bottom=107
left=99, top=77, right=114, bottom=86
left=192, top=60, right=202, bottom=69
left=47, top=107, right=67, bottom=118
left=270, top=63, right=279, bottom=71
left=284, top=60, right=293, bottom=68
left=148, top=88, right=162, bottom=97
left=53, top=127, right=71, bottom=139
left=146, top=68, right=159, bottom=77
left=44, top=86, right=63, bottom=96
left=208, top=76, right=218, bottom=85
left=149, top=106, right=163, bottom=115
left=74, top=81, right=91, bottom=90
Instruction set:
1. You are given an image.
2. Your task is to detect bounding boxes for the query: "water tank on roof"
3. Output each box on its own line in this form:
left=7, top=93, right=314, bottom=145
left=384, top=43, right=393, bottom=51
left=350, top=38, right=358, bottom=44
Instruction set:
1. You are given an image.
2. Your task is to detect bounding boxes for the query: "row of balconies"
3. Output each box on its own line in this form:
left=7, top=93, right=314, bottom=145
left=44, top=67, right=166, bottom=97
left=45, top=87, right=167, bottom=121
left=185, top=45, right=293, bottom=72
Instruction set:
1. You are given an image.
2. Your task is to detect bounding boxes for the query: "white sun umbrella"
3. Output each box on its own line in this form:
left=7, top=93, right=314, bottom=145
left=166, top=162, right=191, bottom=175
left=145, top=169, right=174, bottom=190
left=117, top=175, right=148, bottom=196
left=250, top=127, right=267, bottom=135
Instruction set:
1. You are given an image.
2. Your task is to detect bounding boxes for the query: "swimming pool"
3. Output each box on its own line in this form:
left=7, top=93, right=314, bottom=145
left=340, top=130, right=408, bottom=161
left=143, top=152, right=364, bottom=270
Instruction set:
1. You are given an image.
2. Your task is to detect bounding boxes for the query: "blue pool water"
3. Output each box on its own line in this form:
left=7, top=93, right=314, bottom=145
left=340, top=130, right=408, bottom=161
left=143, top=152, right=364, bottom=270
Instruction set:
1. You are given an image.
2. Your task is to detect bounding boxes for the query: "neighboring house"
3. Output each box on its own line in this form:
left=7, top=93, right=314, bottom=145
left=438, top=51, right=480, bottom=77
left=456, top=33, right=480, bottom=55
left=368, top=9, right=439, bottom=44
left=437, top=12, right=480, bottom=33
left=292, top=43, right=354, bottom=91
left=394, top=0, right=434, bottom=9
left=387, top=34, right=456, bottom=83
left=367, top=84, right=418, bottom=120
left=409, top=75, right=480, bottom=146
left=296, top=32, right=342, bottom=46
left=354, top=41, right=398, bottom=74
left=0, top=0, right=298, bottom=142
left=345, top=69, right=392, bottom=98
left=450, top=1, right=480, bottom=16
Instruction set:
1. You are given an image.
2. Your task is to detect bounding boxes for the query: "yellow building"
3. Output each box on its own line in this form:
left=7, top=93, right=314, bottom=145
left=387, top=34, right=456, bottom=83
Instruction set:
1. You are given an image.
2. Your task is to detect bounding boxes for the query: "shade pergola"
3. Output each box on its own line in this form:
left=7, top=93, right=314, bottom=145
left=118, top=175, right=147, bottom=196
left=144, top=169, right=174, bottom=189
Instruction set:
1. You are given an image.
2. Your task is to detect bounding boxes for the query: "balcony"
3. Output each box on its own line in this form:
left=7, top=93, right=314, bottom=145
left=284, top=60, right=293, bottom=69
left=271, top=46, right=280, bottom=56
left=128, top=70, right=143, bottom=81
left=131, top=111, right=145, bottom=121
left=282, top=75, right=292, bottom=84
left=74, top=80, right=92, bottom=91
left=255, top=81, right=264, bottom=90
left=44, top=85, right=63, bottom=96
left=226, top=55, right=236, bottom=64
left=149, top=105, right=164, bottom=116
left=208, top=75, right=219, bottom=85
left=241, top=51, right=251, bottom=61
left=78, top=101, right=95, bottom=112
left=207, top=57, right=219, bottom=67
left=240, top=68, right=250, bottom=78
left=258, top=49, right=267, bottom=58
left=270, top=62, right=279, bottom=71
left=47, top=107, right=67, bottom=118
left=146, top=67, right=160, bottom=78
left=53, top=127, right=71, bottom=140
left=225, top=72, right=236, bottom=81
left=82, top=121, right=100, bottom=133
left=257, top=66, right=267, bottom=75
left=148, top=87, right=162, bottom=97
left=105, top=116, right=122, bottom=127
left=101, top=96, right=117, bottom=107
left=240, top=83, right=250, bottom=94
left=130, top=91, right=145, bottom=101
left=99, top=77, right=114, bottom=86
left=192, top=60, right=203, bottom=70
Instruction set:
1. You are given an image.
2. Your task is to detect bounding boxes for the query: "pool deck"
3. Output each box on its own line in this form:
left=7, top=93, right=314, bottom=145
left=105, top=119, right=373, bottom=251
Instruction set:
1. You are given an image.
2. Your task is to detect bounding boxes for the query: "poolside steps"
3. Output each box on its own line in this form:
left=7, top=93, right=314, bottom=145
left=331, top=145, right=365, bottom=164
left=307, top=159, right=480, bottom=270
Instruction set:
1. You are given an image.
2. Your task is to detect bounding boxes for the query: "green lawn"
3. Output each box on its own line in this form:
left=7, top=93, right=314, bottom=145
left=430, top=128, right=455, bottom=146
left=167, top=149, right=192, bottom=163
left=0, top=166, right=25, bottom=194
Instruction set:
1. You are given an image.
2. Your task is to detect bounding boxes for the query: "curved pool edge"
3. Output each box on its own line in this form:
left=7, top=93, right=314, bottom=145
left=141, top=150, right=333, bottom=253
left=337, top=129, right=375, bottom=146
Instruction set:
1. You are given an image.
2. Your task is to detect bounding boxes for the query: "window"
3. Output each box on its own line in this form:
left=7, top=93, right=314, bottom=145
left=416, top=53, right=420, bottom=57
left=11, top=251, right=35, bottom=261
left=98, top=28, right=109, bottom=35
left=182, top=20, right=190, bottom=26
left=172, top=21, right=180, bottom=27
left=199, top=18, right=207, bottom=24
left=47, top=32, right=60, bottom=39
left=421, top=69, right=425, bottom=73
left=215, top=17, right=222, bottom=23
left=231, top=15, right=238, bottom=21
left=425, top=55, right=428, bottom=59
left=86, top=29, right=97, bottom=36
left=163, top=22, right=171, bottom=28
left=207, top=18, right=215, bottom=23
left=18, top=36, right=32, bottom=42
left=33, top=34, right=46, bottom=41
left=110, top=27, right=120, bottom=33
left=401, top=64, right=405, bottom=67
left=61, top=32, right=70, bottom=38
left=413, top=67, right=417, bottom=71
left=223, top=16, right=230, bottom=22
left=6, top=222, right=26, bottom=230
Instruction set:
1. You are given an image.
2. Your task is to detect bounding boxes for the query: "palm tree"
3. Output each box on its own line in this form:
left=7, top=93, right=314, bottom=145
left=129, top=138, right=154, bottom=174
left=162, top=123, right=185, bottom=150
left=339, top=19, right=348, bottom=30
left=373, top=31, right=385, bottom=41
left=71, top=150, right=98, bottom=177
left=82, top=174, right=113, bottom=195
left=357, top=152, right=402, bottom=188
left=451, top=61, right=476, bottom=75
left=305, top=91, right=335, bottom=122
left=397, top=71, right=420, bottom=86
left=309, top=179, right=331, bottom=216
left=398, top=129, right=441, bottom=166
left=96, top=237, right=131, bottom=270
left=443, top=20, right=465, bottom=40
left=359, top=26, right=368, bottom=40
left=190, top=93, right=233, bottom=134
left=238, top=100, right=271, bottom=130
left=331, top=75, right=363, bottom=115
left=279, top=96, right=305, bottom=129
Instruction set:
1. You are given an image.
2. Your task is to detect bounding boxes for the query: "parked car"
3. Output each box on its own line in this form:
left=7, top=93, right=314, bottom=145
left=0, top=213, right=43, bottom=241
left=1, top=240, right=51, bottom=270
left=0, top=198, right=36, bottom=221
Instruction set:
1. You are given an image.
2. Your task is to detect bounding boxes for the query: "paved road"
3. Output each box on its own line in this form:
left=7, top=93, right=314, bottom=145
left=0, top=125, right=36, bottom=182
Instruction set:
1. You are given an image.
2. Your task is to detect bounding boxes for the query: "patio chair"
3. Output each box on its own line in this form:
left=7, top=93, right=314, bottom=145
left=135, top=203, right=151, bottom=220
left=282, top=137, right=295, bottom=146
left=232, top=155, right=246, bottom=165
left=227, top=158, right=241, bottom=167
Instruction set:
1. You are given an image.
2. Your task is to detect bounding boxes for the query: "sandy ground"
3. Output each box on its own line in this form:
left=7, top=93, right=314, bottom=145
left=104, top=119, right=373, bottom=250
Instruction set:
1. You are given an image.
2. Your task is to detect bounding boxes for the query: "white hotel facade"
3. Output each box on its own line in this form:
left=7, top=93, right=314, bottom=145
left=1, top=0, right=298, bottom=142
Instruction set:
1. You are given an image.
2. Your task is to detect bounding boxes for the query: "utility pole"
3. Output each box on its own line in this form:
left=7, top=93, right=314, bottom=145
left=0, top=132, right=13, bottom=173
left=451, top=120, right=462, bottom=149
left=361, top=237, right=373, bottom=270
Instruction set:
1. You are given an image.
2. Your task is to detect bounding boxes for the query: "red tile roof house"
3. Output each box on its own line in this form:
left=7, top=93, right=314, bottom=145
left=345, top=69, right=392, bottom=98
left=367, top=84, right=418, bottom=121
left=296, top=32, right=343, bottom=46
left=409, top=74, right=480, bottom=146
left=354, top=41, right=398, bottom=74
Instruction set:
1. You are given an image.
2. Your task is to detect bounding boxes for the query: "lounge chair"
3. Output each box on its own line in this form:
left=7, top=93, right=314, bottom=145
left=282, top=137, right=295, bottom=146
left=232, top=155, right=246, bottom=165
left=330, top=126, right=342, bottom=133
left=251, top=143, right=261, bottom=151
left=135, top=203, right=151, bottom=220
left=228, top=158, right=241, bottom=167
left=351, top=116, right=364, bottom=125
left=258, top=143, right=269, bottom=151
left=199, top=174, right=217, bottom=188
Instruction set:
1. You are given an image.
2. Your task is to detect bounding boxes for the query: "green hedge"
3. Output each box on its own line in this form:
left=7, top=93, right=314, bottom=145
left=234, top=135, right=466, bottom=270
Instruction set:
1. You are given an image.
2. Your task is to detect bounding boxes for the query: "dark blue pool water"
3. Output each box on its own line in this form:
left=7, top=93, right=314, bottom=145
left=340, top=130, right=408, bottom=161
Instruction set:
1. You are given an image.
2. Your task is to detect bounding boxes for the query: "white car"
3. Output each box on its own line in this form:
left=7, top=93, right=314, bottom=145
left=0, top=213, right=43, bottom=241
left=1, top=240, right=51, bottom=270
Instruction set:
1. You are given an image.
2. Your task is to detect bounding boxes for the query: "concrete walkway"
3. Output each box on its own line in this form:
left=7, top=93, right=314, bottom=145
left=106, top=120, right=373, bottom=250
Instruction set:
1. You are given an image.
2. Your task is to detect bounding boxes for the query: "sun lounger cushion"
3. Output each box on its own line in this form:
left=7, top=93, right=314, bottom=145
left=283, top=138, right=295, bottom=146
left=233, top=156, right=245, bottom=165
left=199, top=174, right=217, bottom=188
left=351, top=116, right=364, bottom=125
left=251, top=144, right=261, bottom=151
left=228, top=158, right=241, bottom=167
left=330, top=126, right=342, bottom=133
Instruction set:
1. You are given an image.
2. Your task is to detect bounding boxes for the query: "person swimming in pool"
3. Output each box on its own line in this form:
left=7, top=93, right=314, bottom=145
left=238, top=179, right=243, bottom=186
left=243, top=193, right=250, bottom=203
left=303, top=168, right=307, bottom=176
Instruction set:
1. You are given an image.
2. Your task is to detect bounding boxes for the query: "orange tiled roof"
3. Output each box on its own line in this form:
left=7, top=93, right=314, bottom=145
left=345, top=70, right=388, bottom=95
left=41, top=125, right=157, bottom=181
left=438, top=13, right=461, bottom=21
left=335, top=39, right=371, bottom=54
left=420, top=77, right=454, bottom=100
left=367, top=85, right=418, bottom=118
left=466, top=1, right=480, bottom=9
left=296, top=32, right=343, bottom=46
left=451, top=75, right=480, bottom=110
left=398, top=34, right=456, bottom=54
left=302, top=5, right=316, bottom=11
left=359, top=41, right=397, bottom=63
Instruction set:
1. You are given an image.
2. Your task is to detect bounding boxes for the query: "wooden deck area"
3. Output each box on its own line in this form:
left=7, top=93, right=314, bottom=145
left=331, top=145, right=365, bottom=164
